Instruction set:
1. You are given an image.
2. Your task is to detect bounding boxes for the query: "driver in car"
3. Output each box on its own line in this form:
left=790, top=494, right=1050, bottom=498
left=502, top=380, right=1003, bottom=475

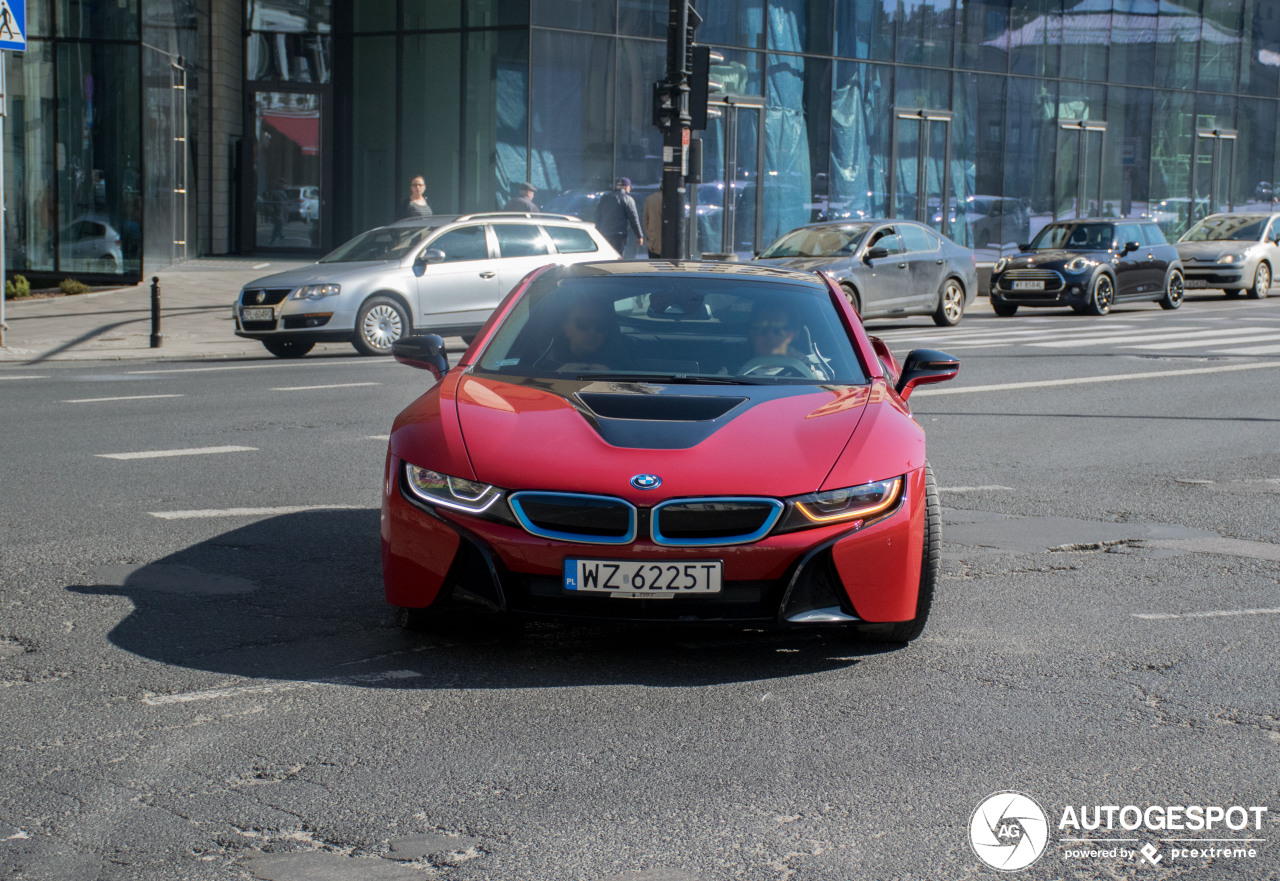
left=738, top=305, right=819, bottom=378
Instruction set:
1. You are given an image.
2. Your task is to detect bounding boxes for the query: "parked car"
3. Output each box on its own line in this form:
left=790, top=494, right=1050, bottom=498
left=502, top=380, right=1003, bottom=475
left=1176, top=212, right=1278, bottom=299
left=989, top=218, right=1184, bottom=316
left=752, top=220, right=977, bottom=326
left=382, top=260, right=959, bottom=642
left=233, top=213, right=620, bottom=358
left=59, top=214, right=123, bottom=273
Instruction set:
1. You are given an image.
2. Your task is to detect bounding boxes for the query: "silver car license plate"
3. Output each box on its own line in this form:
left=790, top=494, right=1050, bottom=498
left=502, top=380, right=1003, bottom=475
left=565, top=559, right=723, bottom=597
left=241, top=307, right=275, bottom=322
left=1183, top=279, right=1208, bottom=288
left=1012, top=280, right=1044, bottom=290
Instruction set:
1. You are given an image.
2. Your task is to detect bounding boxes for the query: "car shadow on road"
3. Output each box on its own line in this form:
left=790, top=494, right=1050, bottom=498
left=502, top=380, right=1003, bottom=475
left=66, top=509, right=895, bottom=690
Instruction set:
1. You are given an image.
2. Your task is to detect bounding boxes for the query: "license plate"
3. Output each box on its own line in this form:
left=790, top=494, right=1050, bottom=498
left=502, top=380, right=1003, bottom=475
left=1012, top=280, right=1044, bottom=290
left=565, top=559, right=722, bottom=597
left=241, top=307, right=275, bottom=322
left=1183, top=279, right=1208, bottom=288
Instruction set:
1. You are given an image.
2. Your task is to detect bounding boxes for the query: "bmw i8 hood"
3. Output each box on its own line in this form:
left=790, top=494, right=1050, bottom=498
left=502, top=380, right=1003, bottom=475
left=452, top=374, right=874, bottom=499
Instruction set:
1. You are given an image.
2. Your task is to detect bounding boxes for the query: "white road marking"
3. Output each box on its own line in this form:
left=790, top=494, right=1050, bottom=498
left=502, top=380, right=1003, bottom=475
left=366, top=435, right=390, bottom=441
left=150, top=504, right=364, bottom=520
left=1219, top=341, right=1280, bottom=355
left=62, top=394, right=184, bottom=404
left=127, top=360, right=387, bottom=375
left=0, top=375, right=48, bottom=381
left=271, top=382, right=380, bottom=391
left=141, top=669, right=422, bottom=705
left=1130, top=331, right=1280, bottom=350
left=911, top=360, right=1280, bottom=396
left=940, top=485, right=1015, bottom=492
left=1032, top=326, right=1263, bottom=348
left=1134, top=608, right=1280, bottom=621
left=98, top=445, right=257, bottom=460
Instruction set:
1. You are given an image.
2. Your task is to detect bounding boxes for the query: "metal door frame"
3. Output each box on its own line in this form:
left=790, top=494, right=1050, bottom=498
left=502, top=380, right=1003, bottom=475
left=890, top=108, right=953, bottom=234
left=700, top=94, right=766, bottom=258
left=1058, top=119, right=1107, bottom=218
left=1193, top=128, right=1237, bottom=213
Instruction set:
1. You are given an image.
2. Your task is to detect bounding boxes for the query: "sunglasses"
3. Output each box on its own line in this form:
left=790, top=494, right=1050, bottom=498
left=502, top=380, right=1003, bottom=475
left=750, top=321, right=790, bottom=334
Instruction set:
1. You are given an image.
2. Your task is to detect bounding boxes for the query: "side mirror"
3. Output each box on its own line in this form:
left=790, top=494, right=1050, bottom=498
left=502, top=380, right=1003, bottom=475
left=415, top=248, right=446, bottom=267
left=895, top=349, right=960, bottom=400
left=392, top=334, right=449, bottom=380
left=1122, top=240, right=1141, bottom=254
left=864, top=246, right=890, bottom=262
left=1017, top=242, right=1031, bottom=252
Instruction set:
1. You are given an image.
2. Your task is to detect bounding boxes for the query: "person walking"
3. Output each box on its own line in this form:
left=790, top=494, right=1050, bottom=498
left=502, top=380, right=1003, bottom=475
left=642, top=189, right=663, bottom=258
left=595, top=178, right=643, bottom=257
left=402, top=175, right=433, bottom=219
left=503, top=182, right=539, bottom=213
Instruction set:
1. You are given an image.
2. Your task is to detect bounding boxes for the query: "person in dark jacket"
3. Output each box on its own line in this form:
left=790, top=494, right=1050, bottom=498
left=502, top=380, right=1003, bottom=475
left=594, top=178, right=643, bottom=256
left=503, top=182, right=539, bottom=213
left=402, top=175, right=433, bottom=219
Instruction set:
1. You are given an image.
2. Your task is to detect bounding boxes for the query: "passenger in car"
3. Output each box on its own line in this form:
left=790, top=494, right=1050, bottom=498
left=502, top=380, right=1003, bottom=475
left=536, top=296, right=632, bottom=373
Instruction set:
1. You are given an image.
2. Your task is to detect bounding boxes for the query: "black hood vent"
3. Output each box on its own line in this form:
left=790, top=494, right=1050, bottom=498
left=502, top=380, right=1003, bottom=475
left=578, top=393, right=746, bottom=422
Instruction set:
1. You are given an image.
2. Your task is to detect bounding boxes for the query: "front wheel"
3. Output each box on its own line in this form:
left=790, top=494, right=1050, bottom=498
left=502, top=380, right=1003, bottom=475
left=932, top=279, right=965, bottom=326
left=842, top=283, right=862, bottom=315
left=262, top=338, right=315, bottom=358
left=1248, top=263, right=1271, bottom=299
left=1084, top=274, right=1114, bottom=315
left=353, top=295, right=409, bottom=356
left=854, top=463, right=939, bottom=645
left=990, top=297, right=1018, bottom=317
left=1159, top=270, right=1184, bottom=310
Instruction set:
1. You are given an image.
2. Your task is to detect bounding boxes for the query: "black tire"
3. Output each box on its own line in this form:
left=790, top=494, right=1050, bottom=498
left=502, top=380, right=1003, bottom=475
left=1084, top=273, right=1114, bottom=315
left=262, top=338, right=315, bottom=358
left=932, top=278, right=965, bottom=326
left=1159, top=270, right=1184, bottom=310
left=990, top=297, right=1018, bottom=317
left=1248, top=263, right=1271, bottom=300
left=854, top=463, right=939, bottom=645
left=396, top=606, right=439, bottom=632
left=842, top=283, right=862, bottom=315
left=353, top=295, right=410, bottom=356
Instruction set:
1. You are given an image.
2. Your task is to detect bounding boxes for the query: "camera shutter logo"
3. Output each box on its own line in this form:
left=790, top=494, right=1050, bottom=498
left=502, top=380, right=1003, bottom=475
left=969, top=791, right=1049, bottom=871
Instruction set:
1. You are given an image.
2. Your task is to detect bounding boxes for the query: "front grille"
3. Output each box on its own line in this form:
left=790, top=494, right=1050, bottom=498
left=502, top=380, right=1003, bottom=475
left=240, top=288, right=293, bottom=306
left=652, top=498, right=784, bottom=546
left=508, top=492, right=637, bottom=544
left=998, top=268, right=1064, bottom=293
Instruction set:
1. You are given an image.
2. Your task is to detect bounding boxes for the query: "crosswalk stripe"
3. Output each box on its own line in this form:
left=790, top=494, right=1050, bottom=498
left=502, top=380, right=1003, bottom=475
left=98, top=445, right=256, bottom=460
left=1032, top=326, right=1267, bottom=348
left=62, top=394, right=184, bottom=404
left=1130, top=332, right=1280, bottom=350
left=1217, top=341, right=1280, bottom=355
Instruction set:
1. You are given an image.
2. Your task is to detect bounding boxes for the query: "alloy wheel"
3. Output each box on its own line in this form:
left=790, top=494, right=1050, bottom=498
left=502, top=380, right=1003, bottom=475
left=1251, top=263, right=1271, bottom=299
left=362, top=304, right=404, bottom=352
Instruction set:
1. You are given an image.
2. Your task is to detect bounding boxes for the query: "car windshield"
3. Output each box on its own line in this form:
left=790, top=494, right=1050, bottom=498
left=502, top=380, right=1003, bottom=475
left=1030, top=223, right=1115, bottom=251
left=319, top=224, right=440, bottom=263
left=1181, top=216, right=1267, bottom=243
left=474, top=267, right=869, bottom=386
left=758, top=225, right=869, bottom=258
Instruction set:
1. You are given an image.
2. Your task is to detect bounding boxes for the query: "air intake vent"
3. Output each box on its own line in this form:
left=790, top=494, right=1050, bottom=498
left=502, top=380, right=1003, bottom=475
left=578, top=393, right=745, bottom=421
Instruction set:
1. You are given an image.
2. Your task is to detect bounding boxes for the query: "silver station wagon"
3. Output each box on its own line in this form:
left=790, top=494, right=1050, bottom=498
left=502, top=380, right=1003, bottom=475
left=233, top=213, right=620, bottom=357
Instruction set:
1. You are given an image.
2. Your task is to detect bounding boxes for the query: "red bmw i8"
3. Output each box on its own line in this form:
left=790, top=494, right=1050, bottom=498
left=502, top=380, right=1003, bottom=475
left=381, top=261, right=958, bottom=642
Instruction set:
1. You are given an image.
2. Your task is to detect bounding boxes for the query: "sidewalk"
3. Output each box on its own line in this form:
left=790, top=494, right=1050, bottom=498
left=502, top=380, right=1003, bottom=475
left=0, top=257, right=341, bottom=363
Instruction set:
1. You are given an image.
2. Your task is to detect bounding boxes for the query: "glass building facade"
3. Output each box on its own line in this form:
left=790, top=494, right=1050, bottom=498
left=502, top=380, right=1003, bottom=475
left=6, top=0, right=1280, bottom=281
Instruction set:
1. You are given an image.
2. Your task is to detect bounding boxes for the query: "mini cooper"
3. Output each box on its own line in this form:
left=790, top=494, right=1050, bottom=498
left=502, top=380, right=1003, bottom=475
left=380, top=261, right=960, bottom=643
left=989, top=219, right=1184, bottom=316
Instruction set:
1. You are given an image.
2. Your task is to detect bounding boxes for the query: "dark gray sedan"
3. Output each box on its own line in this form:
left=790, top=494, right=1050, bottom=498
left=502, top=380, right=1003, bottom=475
left=1177, top=212, right=1279, bottom=299
left=752, top=220, right=977, bottom=326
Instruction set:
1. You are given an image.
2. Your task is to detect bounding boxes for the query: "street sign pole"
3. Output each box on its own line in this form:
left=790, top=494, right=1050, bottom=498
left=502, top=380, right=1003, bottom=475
left=0, top=0, right=28, bottom=350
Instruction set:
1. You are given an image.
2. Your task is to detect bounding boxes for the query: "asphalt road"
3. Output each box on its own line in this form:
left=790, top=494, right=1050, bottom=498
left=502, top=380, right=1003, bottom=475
left=1, top=295, right=1278, bottom=881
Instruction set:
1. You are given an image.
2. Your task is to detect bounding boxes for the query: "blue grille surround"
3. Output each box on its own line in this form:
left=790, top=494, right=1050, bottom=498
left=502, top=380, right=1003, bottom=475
left=651, top=497, right=785, bottom=547
left=508, top=492, right=638, bottom=545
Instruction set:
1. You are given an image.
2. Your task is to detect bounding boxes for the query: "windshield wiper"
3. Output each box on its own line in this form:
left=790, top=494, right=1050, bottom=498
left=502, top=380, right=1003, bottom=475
left=573, top=372, right=765, bottom=385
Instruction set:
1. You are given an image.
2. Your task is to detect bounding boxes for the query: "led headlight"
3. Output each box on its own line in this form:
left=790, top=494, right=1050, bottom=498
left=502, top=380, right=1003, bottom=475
left=776, top=477, right=903, bottom=532
left=993, top=257, right=1009, bottom=275
left=1064, top=256, right=1091, bottom=273
left=403, top=464, right=503, bottom=514
left=291, top=283, right=341, bottom=300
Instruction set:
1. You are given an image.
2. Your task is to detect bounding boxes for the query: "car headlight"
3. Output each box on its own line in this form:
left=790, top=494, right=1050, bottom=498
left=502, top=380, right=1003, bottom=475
left=993, top=258, right=1009, bottom=274
left=403, top=464, right=504, bottom=514
left=291, top=283, right=341, bottom=300
left=776, top=477, right=903, bottom=533
left=1064, top=256, right=1091, bottom=273
left=1216, top=253, right=1241, bottom=264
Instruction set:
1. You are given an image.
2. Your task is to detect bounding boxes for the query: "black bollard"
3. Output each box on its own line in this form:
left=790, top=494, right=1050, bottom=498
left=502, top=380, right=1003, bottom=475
left=150, top=276, right=163, bottom=348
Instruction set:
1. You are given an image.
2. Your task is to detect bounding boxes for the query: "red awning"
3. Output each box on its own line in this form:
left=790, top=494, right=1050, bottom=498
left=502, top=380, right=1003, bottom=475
left=263, top=113, right=319, bottom=155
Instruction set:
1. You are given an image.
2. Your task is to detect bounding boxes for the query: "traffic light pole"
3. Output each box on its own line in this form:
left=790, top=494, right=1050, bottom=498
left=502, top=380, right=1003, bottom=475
left=659, top=0, right=691, bottom=261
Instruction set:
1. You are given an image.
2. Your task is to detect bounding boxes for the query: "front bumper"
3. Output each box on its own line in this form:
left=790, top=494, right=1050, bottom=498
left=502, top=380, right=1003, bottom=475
left=1181, top=266, right=1245, bottom=290
left=991, top=269, right=1093, bottom=307
left=232, top=297, right=359, bottom=340
left=381, top=456, right=928, bottom=625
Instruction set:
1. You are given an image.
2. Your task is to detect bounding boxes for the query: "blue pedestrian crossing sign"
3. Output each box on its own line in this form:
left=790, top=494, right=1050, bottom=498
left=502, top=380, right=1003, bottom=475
left=0, top=0, right=25, bottom=52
